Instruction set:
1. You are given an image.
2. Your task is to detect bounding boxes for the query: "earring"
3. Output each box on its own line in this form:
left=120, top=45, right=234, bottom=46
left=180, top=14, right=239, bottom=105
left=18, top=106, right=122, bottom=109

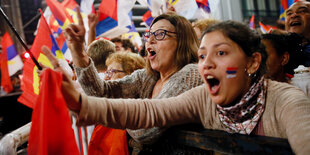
left=248, top=73, right=251, bottom=77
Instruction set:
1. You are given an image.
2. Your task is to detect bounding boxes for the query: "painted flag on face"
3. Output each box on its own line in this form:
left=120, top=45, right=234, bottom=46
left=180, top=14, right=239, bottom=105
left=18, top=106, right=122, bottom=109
left=279, top=0, right=299, bottom=21
left=249, top=15, right=255, bottom=30
left=259, top=22, right=271, bottom=34
left=18, top=13, right=65, bottom=108
left=1, top=32, right=23, bottom=76
left=226, top=67, right=237, bottom=79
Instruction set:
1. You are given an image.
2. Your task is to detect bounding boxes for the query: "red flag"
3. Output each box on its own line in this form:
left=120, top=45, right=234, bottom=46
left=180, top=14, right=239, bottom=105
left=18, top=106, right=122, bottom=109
left=249, top=15, right=255, bottom=30
left=88, top=126, right=128, bottom=155
left=28, top=68, right=79, bottom=155
left=18, top=12, right=64, bottom=108
left=0, top=32, right=14, bottom=93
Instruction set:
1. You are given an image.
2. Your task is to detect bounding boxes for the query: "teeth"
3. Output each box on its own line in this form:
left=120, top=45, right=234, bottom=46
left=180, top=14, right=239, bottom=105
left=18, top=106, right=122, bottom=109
left=206, top=75, right=214, bottom=79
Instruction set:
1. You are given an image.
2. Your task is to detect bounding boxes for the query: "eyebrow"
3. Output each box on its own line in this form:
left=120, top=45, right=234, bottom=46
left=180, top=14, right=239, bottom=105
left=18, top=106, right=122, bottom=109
left=199, top=43, right=231, bottom=50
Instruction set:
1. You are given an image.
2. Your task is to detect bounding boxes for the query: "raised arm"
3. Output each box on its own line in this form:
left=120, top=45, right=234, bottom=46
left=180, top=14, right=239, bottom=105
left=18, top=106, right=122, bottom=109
left=76, top=85, right=206, bottom=129
left=64, top=6, right=89, bottom=68
left=87, top=12, right=98, bottom=46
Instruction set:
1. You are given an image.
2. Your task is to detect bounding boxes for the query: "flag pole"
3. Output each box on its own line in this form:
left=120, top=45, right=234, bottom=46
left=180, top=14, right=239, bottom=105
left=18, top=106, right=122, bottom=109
left=0, top=6, right=42, bottom=70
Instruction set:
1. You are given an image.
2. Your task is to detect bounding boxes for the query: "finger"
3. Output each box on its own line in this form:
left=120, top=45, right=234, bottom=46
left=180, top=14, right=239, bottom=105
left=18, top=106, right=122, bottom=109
left=76, top=6, right=84, bottom=26
left=41, top=46, right=59, bottom=69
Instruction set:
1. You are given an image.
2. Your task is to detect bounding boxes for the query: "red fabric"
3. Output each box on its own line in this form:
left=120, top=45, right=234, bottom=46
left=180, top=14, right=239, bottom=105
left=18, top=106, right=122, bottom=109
left=88, top=125, right=128, bottom=155
left=98, top=0, right=117, bottom=21
left=0, top=32, right=14, bottom=93
left=18, top=13, right=56, bottom=108
left=28, top=68, right=79, bottom=155
left=46, top=0, right=74, bottom=24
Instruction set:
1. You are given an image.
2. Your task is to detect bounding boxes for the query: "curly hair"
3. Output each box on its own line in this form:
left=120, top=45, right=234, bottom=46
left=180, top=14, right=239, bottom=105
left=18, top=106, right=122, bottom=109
left=106, top=52, right=145, bottom=75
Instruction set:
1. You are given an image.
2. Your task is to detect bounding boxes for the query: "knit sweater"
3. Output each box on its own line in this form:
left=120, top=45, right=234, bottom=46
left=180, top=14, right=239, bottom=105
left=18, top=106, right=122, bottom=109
left=76, top=79, right=310, bottom=155
left=75, top=59, right=204, bottom=143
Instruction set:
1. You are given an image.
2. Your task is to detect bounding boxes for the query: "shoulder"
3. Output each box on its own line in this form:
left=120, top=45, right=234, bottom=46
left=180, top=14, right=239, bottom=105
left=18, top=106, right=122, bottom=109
left=266, top=79, right=310, bottom=108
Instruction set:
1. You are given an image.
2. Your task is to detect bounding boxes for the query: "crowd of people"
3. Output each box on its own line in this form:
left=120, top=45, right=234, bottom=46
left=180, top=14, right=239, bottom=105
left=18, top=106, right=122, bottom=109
left=2, top=0, right=310, bottom=154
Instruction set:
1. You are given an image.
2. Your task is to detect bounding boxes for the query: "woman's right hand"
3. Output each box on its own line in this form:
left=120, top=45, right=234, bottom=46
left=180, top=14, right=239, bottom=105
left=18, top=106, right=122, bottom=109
left=64, top=6, right=89, bottom=68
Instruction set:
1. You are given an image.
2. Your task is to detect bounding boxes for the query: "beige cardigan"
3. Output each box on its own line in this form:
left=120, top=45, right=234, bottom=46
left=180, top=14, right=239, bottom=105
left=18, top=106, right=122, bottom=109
left=75, top=59, right=203, bottom=144
left=77, top=79, right=310, bottom=155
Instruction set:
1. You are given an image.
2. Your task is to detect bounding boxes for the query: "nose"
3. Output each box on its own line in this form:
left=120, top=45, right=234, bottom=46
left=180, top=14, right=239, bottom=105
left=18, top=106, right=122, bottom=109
left=290, top=12, right=300, bottom=18
left=202, top=55, right=215, bottom=70
left=146, top=34, right=156, bottom=44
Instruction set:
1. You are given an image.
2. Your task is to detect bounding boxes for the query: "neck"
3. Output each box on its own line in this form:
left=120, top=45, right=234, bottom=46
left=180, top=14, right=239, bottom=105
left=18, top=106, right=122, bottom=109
left=159, top=66, right=179, bottom=83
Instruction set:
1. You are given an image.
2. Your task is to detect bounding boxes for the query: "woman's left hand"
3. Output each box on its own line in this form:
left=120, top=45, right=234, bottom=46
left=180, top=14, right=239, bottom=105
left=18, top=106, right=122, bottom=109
left=41, top=46, right=81, bottom=113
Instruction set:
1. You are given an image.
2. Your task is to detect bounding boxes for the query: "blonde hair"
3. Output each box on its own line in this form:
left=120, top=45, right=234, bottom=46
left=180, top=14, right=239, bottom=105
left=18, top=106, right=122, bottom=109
left=192, top=19, right=220, bottom=32
left=106, top=52, right=145, bottom=75
left=87, top=39, right=115, bottom=71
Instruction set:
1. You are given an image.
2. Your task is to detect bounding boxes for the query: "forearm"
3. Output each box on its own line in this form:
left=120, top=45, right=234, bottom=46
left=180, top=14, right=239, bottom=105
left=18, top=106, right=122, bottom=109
left=87, top=26, right=96, bottom=46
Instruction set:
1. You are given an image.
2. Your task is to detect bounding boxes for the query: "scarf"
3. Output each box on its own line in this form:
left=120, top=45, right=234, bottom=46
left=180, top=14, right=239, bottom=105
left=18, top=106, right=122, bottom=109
left=217, top=77, right=267, bottom=135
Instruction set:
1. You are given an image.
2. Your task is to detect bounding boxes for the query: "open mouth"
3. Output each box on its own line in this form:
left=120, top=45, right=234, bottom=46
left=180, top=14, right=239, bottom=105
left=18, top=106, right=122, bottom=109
left=206, top=75, right=220, bottom=94
left=149, top=50, right=156, bottom=56
left=290, top=21, right=302, bottom=26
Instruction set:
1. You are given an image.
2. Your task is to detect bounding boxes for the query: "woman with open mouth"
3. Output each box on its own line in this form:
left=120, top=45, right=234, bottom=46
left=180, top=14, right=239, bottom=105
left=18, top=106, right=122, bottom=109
left=44, top=20, right=310, bottom=154
left=62, top=8, right=203, bottom=154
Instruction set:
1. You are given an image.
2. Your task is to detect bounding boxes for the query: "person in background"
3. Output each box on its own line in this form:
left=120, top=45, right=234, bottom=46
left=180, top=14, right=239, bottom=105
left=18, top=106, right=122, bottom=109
left=285, top=0, right=310, bottom=67
left=87, top=38, right=116, bottom=79
left=192, top=18, right=219, bottom=40
left=88, top=52, right=145, bottom=154
left=111, top=37, right=136, bottom=53
left=44, top=20, right=310, bottom=155
left=63, top=8, right=203, bottom=154
left=261, top=31, right=303, bottom=82
left=104, top=52, right=145, bottom=80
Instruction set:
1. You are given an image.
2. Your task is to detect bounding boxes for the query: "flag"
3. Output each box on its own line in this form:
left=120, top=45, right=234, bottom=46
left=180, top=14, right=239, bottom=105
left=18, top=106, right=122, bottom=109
left=80, top=0, right=95, bottom=15
left=1, top=32, right=17, bottom=93
left=88, top=126, right=128, bottom=155
left=122, top=11, right=143, bottom=48
left=18, top=13, right=65, bottom=108
left=1, top=32, right=23, bottom=76
left=279, top=0, right=299, bottom=21
left=249, top=15, right=255, bottom=30
left=196, top=0, right=210, bottom=13
left=259, top=22, right=271, bottom=34
left=28, top=68, right=79, bottom=155
left=167, top=0, right=198, bottom=19
left=137, top=0, right=166, bottom=17
left=142, top=10, right=154, bottom=27
left=46, top=0, right=74, bottom=30
left=96, top=0, right=136, bottom=38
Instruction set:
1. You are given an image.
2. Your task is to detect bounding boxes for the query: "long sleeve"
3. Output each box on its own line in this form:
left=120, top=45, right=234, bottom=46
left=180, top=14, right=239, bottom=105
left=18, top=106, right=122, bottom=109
left=127, top=63, right=204, bottom=143
left=264, top=80, right=310, bottom=155
left=75, top=59, right=155, bottom=98
left=76, top=85, right=206, bottom=130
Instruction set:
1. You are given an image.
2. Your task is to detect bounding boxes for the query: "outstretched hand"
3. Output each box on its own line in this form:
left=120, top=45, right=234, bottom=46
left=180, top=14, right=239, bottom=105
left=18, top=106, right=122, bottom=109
left=41, top=45, right=81, bottom=113
left=64, top=6, right=89, bottom=67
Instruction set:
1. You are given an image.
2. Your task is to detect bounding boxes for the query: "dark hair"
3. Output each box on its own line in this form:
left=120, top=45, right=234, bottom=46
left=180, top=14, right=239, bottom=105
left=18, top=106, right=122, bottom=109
left=121, top=39, right=136, bottom=53
left=202, top=20, right=267, bottom=83
left=111, top=37, right=122, bottom=43
left=146, top=13, right=199, bottom=76
left=262, top=33, right=304, bottom=75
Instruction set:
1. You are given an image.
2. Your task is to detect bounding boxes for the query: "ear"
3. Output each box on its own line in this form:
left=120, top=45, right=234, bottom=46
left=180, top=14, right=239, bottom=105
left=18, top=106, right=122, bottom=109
left=246, top=52, right=262, bottom=74
left=281, top=52, right=290, bottom=66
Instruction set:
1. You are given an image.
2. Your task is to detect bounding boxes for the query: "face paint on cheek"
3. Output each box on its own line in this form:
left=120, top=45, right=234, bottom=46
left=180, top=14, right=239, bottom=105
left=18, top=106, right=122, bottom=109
left=226, top=67, right=238, bottom=78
